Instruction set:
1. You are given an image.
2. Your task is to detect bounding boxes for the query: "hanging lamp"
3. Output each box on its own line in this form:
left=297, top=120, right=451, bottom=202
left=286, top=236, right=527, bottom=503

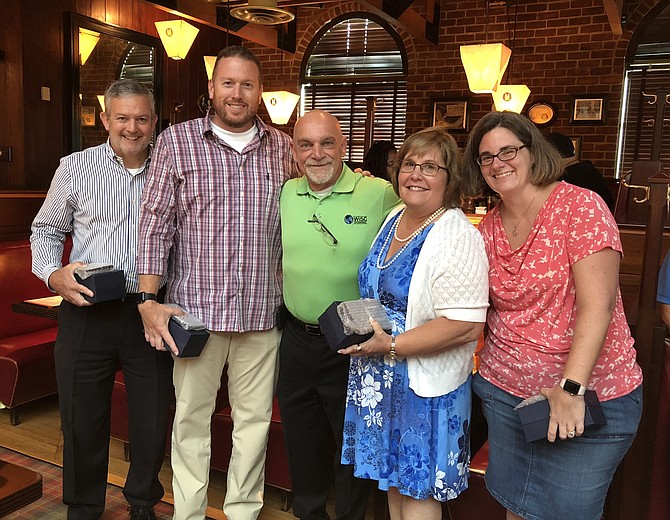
left=155, top=20, right=199, bottom=60
left=79, top=28, right=100, bottom=65
left=262, top=91, right=300, bottom=124
left=460, top=43, right=511, bottom=94
left=492, top=85, right=531, bottom=113
left=262, top=25, right=299, bottom=124
left=203, top=55, right=217, bottom=80
left=490, top=1, right=530, bottom=113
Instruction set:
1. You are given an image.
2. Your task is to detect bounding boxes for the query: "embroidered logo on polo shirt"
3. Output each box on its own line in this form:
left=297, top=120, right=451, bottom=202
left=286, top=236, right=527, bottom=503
left=344, top=215, right=367, bottom=225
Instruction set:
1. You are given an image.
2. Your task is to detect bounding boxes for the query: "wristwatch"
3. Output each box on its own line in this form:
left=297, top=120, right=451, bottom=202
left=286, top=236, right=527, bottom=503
left=560, top=378, right=586, bottom=396
left=135, top=292, right=158, bottom=304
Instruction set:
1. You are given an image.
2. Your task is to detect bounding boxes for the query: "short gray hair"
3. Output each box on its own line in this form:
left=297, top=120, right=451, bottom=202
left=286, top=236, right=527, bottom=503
left=104, top=79, right=155, bottom=116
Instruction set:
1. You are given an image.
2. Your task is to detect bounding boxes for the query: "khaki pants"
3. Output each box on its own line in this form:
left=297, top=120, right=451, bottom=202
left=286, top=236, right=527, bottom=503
left=170, top=328, right=280, bottom=520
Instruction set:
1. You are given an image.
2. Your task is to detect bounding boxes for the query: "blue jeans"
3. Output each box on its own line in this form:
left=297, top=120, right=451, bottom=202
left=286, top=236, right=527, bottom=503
left=473, top=373, right=642, bottom=520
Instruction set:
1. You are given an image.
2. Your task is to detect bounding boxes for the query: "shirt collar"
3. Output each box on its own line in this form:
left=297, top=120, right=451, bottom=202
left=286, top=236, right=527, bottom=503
left=103, top=139, right=152, bottom=173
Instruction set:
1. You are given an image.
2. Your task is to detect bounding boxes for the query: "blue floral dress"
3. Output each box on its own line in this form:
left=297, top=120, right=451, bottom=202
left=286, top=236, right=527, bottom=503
left=341, top=214, right=471, bottom=502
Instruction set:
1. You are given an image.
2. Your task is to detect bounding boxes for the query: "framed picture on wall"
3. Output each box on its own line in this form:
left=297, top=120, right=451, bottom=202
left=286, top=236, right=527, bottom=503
left=431, top=98, right=470, bottom=132
left=81, top=106, right=96, bottom=127
left=571, top=95, right=607, bottom=124
left=526, top=101, right=557, bottom=128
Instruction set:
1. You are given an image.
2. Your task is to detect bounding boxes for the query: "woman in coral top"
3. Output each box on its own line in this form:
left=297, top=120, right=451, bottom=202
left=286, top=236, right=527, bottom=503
left=462, top=111, right=643, bottom=520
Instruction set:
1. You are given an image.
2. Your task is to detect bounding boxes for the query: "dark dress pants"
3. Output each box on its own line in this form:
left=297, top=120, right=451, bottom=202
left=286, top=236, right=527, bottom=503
left=277, top=319, right=371, bottom=520
left=55, top=299, right=173, bottom=520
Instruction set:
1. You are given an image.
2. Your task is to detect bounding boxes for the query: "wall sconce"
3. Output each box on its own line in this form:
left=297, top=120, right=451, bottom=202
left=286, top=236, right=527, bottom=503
left=155, top=20, right=199, bottom=60
left=79, top=28, right=100, bottom=65
left=97, top=95, right=106, bottom=113
left=492, top=85, right=531, bottom=113
left=460, top=43, right=511, bottom=94
left=204, top=55, right=216, bottom=80
left=262, top=91, right=300, bottom=125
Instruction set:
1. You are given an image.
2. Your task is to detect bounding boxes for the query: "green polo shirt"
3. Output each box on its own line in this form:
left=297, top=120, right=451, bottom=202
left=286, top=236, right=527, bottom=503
left=280, top=165, right=400, bottom=324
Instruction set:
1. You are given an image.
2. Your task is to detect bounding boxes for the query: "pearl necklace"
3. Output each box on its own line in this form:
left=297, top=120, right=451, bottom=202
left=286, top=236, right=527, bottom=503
left=376, top=207, right=446, bottom=270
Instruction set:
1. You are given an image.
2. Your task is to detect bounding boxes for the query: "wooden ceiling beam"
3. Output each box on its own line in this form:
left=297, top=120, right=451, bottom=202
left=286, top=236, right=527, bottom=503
left=603, top=0, right=623, bottom=36
left=358, top=0, right=440, bottom=46
left=142, top=0, right=282, bottom=48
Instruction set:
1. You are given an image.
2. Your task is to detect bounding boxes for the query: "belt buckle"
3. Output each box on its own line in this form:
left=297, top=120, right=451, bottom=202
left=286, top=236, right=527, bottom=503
left=305, top=323, right=321, bottom=336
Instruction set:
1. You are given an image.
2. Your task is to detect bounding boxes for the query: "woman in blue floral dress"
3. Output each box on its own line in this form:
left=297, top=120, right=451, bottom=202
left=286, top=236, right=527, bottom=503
left=339, top=126, right=489, bottom=519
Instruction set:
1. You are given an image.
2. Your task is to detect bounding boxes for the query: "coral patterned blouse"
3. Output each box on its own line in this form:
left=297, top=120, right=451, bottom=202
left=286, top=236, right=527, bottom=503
left=478, top=182, right=643, bottom=401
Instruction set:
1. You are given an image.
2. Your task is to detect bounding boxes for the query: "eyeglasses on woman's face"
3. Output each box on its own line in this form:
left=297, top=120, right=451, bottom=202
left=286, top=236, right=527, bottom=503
left=399, top=159, right=448, bottom=177
left=477, top=144, right=527, bottom=166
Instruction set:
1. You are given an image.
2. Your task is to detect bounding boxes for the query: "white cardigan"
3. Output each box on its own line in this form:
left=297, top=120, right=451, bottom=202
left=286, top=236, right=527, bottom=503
left=376, top=206, right=489, bottom=397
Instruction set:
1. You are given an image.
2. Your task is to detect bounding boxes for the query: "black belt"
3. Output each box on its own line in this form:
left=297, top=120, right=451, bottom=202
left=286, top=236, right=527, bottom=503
left=287, top=312, right=323, bottom=336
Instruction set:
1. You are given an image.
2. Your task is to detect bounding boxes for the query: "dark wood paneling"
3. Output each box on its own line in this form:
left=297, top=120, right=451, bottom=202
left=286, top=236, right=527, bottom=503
left=0, top=194, right=47, bottom=241
left=0, top=1, right=26, bottom=189
left=0, top=0, right=239, bottom=240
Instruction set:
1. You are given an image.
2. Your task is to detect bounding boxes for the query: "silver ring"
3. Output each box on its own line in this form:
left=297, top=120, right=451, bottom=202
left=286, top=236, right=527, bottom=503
left=568, top=430, right=576, bottom=437
left=356, top=345, right=362, bottom=352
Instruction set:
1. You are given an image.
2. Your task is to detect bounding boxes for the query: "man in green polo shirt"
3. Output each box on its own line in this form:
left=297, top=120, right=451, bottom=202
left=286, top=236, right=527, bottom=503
left=278, top=109, right=399, bottom=520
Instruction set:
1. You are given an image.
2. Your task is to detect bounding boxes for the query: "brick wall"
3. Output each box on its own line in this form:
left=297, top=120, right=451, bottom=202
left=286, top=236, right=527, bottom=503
left=251, top=0, right=660, bottom=178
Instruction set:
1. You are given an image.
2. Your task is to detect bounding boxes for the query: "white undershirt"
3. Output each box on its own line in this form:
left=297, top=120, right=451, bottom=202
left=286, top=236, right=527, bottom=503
left=211, top=122, right=258, bottom=153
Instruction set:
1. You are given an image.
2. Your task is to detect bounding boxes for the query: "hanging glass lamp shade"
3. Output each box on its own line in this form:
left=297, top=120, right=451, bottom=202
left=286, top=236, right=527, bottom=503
left=79, top=28, right=100, bottom=65
left=262, top=91, right=300, bottom=124
left=203, top=56, right=217, bottom=80
left=155, top=20, right=200, bottom=60
left=492, top=84, right=531, bottom=113
left=460, top=43, right=512, bottom=93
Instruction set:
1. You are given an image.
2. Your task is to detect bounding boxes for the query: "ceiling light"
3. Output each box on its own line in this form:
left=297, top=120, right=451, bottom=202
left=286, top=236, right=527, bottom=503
left=230, top=0, right=295, bottom=25
left=460, top=43, right=511, bottom=94
left=492, top=84, right=531, bottom=113
left=262, top=91, right=299, bottom=124
left=155, top=20, right=200, bottom=60
left=79, top=28, right=100, bottom=65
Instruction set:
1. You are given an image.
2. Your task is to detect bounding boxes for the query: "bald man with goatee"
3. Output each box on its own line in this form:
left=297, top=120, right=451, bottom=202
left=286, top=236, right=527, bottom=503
left=277, top=110, right=400, bottom=520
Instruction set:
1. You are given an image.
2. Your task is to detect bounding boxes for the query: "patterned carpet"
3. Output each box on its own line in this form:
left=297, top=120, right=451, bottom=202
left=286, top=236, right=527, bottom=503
left=0, top=446, right=174, bottom=519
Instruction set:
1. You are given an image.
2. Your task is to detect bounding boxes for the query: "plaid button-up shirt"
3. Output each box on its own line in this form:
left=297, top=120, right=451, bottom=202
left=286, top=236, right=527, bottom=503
left=138, top=114, right=294, bottom=332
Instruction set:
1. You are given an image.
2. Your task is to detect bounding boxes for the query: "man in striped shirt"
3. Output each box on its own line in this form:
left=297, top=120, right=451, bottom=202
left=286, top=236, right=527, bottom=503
left=30, top=79, right=173, bottom=520
left=136, top=46, right=294, bottom=520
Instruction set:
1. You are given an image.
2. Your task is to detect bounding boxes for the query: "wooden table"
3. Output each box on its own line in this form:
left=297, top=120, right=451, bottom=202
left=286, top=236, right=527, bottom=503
left=0, top=459, right=43, bottom=517
left=11, top=295, right=62, bottom=321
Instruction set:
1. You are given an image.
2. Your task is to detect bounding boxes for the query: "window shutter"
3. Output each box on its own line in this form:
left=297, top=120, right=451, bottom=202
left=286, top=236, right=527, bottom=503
left=301, top=17, right=407, bottom=162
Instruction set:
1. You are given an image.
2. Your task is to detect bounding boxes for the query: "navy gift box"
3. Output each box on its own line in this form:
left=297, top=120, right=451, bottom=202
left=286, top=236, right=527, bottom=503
left=516, top=389, right=607, bottom=443
left=74, top=270, right=126, bottom=303
left=318, top=301, right=391, bottom=352
left=167, top=319, right=210, bottom=358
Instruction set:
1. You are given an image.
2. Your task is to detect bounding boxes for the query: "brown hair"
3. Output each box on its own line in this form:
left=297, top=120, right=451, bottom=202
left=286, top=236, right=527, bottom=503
left=462, top=111, right=563, bottom=196
left=213, top=45, right=263, bottom=84
left=392, top=126, right=464, bottom=209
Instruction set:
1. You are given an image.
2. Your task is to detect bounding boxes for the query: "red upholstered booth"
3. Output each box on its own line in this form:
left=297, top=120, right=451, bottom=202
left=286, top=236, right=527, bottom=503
left=111, top=369, right=292, bottom=506
left=0, top=239, right=67, bottom=425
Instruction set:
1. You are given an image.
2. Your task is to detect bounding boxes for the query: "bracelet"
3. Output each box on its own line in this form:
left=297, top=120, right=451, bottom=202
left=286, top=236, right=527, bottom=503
left=389, top=336, right=396, bottom=360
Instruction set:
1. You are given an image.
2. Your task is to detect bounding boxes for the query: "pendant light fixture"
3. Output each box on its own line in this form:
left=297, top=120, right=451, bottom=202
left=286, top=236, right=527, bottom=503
left=262, top=24, right=299, bottom=125
left=79, top=28, right=100, bottom=65
left=204, top=55, right=217, bottom=80
left=492, top=85, right=531, bottom=112
left=460, top=0, right=512, bottom=94
left=155, top=20, right=200, bottom=60
left=492, top=0, right=530, bottom=113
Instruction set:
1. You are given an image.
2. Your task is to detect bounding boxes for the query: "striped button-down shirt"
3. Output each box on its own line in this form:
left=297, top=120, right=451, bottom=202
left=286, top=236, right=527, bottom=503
left=31, top=141, right=151, bottom=293
left=138, top=115, right=294, bottom=332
